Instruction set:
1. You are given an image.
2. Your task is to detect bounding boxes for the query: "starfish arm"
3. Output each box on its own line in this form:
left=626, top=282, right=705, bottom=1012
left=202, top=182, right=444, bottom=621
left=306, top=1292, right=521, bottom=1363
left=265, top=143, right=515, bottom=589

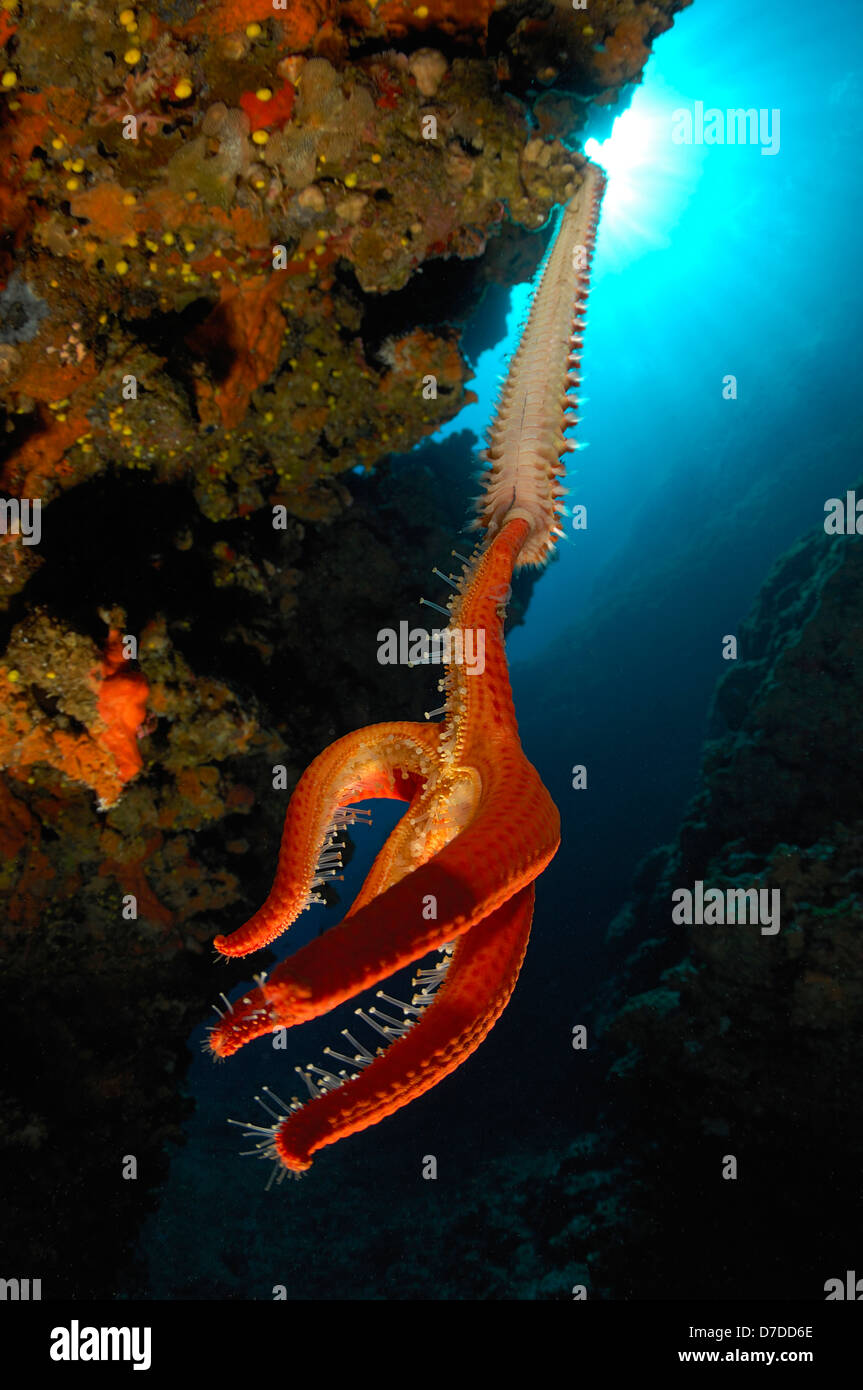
left=262, top=751, right=557, bottom=1029
left=251, top=884, right=535, bottom=1174
left=214, top=721, right=440, bottom=958
left=207, top=750, right=557, bottom=1057
left=343, top=795, right=442, bottom=918
left=443, top=518, right=527, bottom=754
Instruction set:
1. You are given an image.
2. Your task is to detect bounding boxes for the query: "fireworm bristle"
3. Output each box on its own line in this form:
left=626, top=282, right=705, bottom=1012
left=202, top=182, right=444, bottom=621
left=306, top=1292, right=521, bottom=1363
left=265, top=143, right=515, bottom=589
left=476, top=162, right=606, bottom=568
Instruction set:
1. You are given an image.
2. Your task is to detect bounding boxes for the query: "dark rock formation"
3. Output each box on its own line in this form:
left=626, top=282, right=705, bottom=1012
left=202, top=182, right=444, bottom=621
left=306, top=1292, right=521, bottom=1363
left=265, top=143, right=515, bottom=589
left=504, top=519, right=863, bottom=1299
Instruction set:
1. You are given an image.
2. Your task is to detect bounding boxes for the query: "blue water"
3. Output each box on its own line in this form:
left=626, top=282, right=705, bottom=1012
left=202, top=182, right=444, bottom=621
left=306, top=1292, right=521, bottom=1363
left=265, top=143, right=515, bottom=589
left=139, top=0, right=863, bottom=1298
left=433, top=0, right=863, bottom=665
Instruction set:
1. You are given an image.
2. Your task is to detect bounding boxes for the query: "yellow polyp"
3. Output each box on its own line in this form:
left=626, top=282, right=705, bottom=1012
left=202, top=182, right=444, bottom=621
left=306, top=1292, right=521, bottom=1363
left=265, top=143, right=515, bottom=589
left=51, top=137, right=64, bottom=150
left=122, top=192, right=137, bottom=206
left=71, top=158, right=85, bottom=172
left=174, top=79, right=192, bottom=100
left=123, top=47, right=141, bottom=65
left=246, top=22, right=262, bottom=37
left=185, top=190, right=197, bottom=202
left=415, top=5, right=429, bottom=16
left=252, top=129, right=269, bottom=145
left=370, top=152, right=382, bottom=163
left=119, top=8, right=136, bottom=24
left=1, top=69, right=18, bottom=88
left=116, top=260, right=129, bottom=275
left=344, top=172, right=358, bottom=188
left=256, top=87, right=272, bottom=101
left=65, top=178, right=80, bottom=191
left=7, top=670, right=20, bottom=683
left=145, top=239, right=158, bottom=252
left=162, top=232, right=175, bottom=245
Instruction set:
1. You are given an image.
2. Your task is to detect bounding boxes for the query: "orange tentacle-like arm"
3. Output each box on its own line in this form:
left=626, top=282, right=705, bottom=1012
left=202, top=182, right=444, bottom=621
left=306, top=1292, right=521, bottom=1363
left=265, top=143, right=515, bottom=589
left=261, top=885, right=535, bottom=1174
left=214, top=721, right=440, bottom=958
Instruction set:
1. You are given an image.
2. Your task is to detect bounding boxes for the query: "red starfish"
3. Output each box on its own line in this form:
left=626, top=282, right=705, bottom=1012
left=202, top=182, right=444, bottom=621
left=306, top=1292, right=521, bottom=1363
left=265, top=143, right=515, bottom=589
left=209, top=163, right=605, bottom=1178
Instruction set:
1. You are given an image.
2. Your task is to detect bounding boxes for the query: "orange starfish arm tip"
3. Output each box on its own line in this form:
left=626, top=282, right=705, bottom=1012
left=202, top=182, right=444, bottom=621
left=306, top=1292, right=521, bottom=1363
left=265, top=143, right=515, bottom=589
left=213, top=721, right=440, bottom=958
left=232, top=883, right=535, bottom=1176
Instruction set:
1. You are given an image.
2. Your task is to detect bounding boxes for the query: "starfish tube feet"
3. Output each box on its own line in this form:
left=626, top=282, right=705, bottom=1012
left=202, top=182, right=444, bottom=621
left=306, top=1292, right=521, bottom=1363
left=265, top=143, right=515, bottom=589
left=208, top=978, right=311, bottom=1059
left=236, top=884, right=535, bottom=1176
left=220, top=747, right=557, bottom=1031
left=213, top=721, right=439, bottom=958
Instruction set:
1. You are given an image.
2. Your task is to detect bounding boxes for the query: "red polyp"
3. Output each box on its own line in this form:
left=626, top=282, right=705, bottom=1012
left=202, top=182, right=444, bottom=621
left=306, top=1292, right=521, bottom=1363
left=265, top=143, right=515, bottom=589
left=239, top=81, right=295, bottom=129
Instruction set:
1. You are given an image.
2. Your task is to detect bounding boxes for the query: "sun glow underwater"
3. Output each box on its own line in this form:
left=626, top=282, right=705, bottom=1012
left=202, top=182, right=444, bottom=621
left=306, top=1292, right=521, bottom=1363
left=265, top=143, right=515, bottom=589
left=429, top=85, right=700, bottom=466
left=583, top=88, right=703, bottom=266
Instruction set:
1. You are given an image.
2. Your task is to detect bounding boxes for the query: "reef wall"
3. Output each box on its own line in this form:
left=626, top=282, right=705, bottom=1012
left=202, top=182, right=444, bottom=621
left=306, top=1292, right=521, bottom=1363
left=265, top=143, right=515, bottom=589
left=585, top=516, right=863, bottom=1298
left=468, top=516, right=863, bottom=1300
left=0, top=0, right=691, bottom=1297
